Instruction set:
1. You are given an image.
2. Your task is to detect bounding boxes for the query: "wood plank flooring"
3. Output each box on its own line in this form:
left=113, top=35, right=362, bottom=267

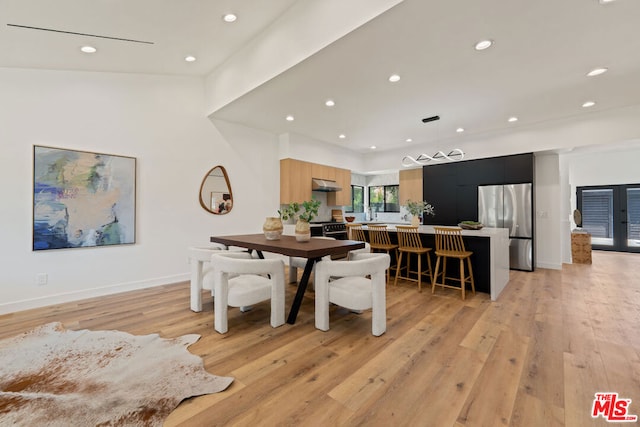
left=1, top=251, right=639, bottom=426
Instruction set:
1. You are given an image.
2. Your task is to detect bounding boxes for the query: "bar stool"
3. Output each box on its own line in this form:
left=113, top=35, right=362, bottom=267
left=432, top=227, right=475, bottom=300
left=346, top=223, right=367, bottom=242
left=367, top=224, right=398, bottom=283
left=393, top=225, right=433, bottom=291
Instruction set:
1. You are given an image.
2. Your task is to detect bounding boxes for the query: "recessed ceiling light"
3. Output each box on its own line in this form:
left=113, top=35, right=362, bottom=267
left=370, top=145, right=377, bottom=150
left=405, top=138, right=412, bottom=143
left=587, top=67, right=608, bottom=77
left=456, top=127, right=465, bottom=133
left=508, top=116, right=518, bottom=122
left=599, top=0, right=616, bottom=4
left=582, top=101, right=596, bottom=108
left=222, top=13, right=237, bottom=22
left=285, top=115, right=294, bottom=121
left=338, top=134, right=346, bottom=139
left=184, top=55, right=196, bottom=62
left=80, top=46, right=96, bottom=53
left=474, top=39, right=493, bottom=51
left=325, top=99, right=335, bottom=107
left=388, top=74, right=401, bottom=83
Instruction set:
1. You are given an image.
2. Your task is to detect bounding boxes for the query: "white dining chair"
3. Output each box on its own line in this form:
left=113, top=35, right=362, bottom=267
left=314, top=252, right=390, bottom=336
left=188, top=243, right=227, bottom=312
left=288, top=236, right=335, bottom=284
left=209, top=251, right=285, bottom=334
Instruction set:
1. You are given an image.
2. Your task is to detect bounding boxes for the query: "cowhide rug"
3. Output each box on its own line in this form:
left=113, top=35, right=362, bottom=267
left=0, top=322, right=233, bottom=426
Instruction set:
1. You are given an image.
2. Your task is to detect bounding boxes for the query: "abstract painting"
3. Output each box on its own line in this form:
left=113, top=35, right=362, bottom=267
left=33, top=146, right=136, bottom=251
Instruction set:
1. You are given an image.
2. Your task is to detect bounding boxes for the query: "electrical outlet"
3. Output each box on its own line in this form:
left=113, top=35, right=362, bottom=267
left=36, top=273, right=48, bottom=286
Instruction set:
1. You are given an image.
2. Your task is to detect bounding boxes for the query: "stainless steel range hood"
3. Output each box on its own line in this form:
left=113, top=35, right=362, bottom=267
left=312, top=178, right=342, bottom=192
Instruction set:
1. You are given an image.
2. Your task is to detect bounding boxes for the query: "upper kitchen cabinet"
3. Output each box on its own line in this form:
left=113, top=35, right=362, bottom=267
left=399, top=168, right=423, bottom=203
left=327, top=167, right=351, bottom=206
left=504, top=153, right=534, bottom=184
left=280, top=158, right=312, bottom=204
left=280, top=159, right=351, bottom=206
left=312, top=163, right=336, bottom=181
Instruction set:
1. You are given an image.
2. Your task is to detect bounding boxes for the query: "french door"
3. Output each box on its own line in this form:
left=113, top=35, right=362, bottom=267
left=577, top=184, right=640, bottom=253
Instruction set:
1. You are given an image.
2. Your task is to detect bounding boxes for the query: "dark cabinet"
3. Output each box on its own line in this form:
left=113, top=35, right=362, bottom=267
left=504, top=153, right=534, bottom=183
left=457, top=157, right=505, bottom=186
left=423, top=153, right=534, bottom=226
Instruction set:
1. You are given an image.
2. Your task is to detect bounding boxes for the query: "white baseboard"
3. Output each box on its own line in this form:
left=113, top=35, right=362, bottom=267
left=0, top=274, right=189, bottom=315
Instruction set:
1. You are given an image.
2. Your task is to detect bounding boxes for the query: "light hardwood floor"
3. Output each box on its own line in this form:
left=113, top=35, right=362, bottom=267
left=1, top=251, right=639, bottom=426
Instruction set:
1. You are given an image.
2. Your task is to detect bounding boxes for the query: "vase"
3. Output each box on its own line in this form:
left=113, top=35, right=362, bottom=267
left=411, top=215, right=421, bottom=227
left=263, top=217, right=283, bottom=240
left=295, top=219, right=311, bottom=242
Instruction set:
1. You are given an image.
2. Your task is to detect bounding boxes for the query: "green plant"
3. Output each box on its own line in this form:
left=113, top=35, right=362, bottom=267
left=404, top=199, right=435, bottom=217
left=279, top=199, right=321, bottom=222
left=278, top=202, right=299, bottom=221
left=298, top=199, right=321, bottom=222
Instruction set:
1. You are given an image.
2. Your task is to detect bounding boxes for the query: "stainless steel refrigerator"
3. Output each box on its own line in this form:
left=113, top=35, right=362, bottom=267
left=478, top=183, right=533, bottom=271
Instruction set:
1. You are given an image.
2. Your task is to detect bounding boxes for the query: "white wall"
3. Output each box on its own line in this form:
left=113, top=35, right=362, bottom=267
left=0, top=68, right=279, bottom=314
left=560, top=141, right=640, bottom=262
left=278, top=132, right=364, bottom=171
left=534, top=154, right=563, bottom=269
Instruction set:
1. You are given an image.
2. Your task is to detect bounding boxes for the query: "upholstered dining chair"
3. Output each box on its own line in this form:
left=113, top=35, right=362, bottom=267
left=314, top=252, right=390, bottom=336
left=367, top=224, right=398, bottom=283
left=394, top=225, right=433, bottom=291
left=432, top=226, right=475, bottom=300
left=288, top=236, right=335, bottom=284
left=188, top=243, right=227, bottom=312
left=209, top=251, right=285, bottom=334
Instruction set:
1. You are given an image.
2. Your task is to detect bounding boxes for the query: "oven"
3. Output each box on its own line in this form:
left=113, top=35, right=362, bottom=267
left=322, top=223, right=348, bottom=240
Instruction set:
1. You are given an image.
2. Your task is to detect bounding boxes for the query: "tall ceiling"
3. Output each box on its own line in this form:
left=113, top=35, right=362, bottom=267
left=2, top=0, right=640, bottom=155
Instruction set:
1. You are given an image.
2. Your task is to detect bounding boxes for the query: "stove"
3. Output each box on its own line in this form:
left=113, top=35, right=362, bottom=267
left=322, top=222, right=348, bottom=240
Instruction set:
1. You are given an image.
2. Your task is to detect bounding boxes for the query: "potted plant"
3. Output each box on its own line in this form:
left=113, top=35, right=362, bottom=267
left=404, top=199, right=435, bottom=226
left=281, top=199, right=321, bottom=242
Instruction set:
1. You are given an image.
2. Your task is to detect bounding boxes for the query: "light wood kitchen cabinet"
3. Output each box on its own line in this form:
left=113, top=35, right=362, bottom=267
left=328, top=167, right=351, bottom=206
left=280, top=159, right=312, bottom=204
left=399, top=168, right=423, bottom=203
left=280, top=158, right=351, bottom=206
left=311, top=163, right=335, bottom=181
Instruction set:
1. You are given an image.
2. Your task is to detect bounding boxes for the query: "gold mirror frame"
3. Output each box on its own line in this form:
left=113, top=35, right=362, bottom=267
left=199, top=165, right=233, bottom=215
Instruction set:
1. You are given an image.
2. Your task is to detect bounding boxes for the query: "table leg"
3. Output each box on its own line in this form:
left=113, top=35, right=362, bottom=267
left=287, top=258, right=318, bottom=324
left=190, top=259, right=204, bottom=312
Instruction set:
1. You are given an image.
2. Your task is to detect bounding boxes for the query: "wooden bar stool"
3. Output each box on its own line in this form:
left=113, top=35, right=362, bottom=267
left=393, top=225, right=433, bottom=291
left=432, top=227, right=475, bottom=300
left=367, top=224, right=398, bottom=283
left=346, top=223, right=367, bottom=242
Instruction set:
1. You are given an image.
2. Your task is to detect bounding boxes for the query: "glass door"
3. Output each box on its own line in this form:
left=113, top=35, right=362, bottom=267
left=577, top=184, right=640, bottom=253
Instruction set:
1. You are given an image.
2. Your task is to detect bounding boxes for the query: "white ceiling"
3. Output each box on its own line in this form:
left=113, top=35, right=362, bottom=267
left=2, top=0, right=640, bottom=155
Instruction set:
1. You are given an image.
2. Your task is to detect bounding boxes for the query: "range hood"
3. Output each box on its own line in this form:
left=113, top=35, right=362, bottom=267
left=312, top=178, right=342, bottom=192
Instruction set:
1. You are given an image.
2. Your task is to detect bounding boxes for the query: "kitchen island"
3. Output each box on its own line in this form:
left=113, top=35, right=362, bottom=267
left=362, top=225, right=510, bottom=301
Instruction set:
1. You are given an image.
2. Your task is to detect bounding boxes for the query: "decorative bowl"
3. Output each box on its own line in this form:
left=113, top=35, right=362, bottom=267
left=458, top=222, right=483, bottom=230
left=345, top=216, right=356, bottom=222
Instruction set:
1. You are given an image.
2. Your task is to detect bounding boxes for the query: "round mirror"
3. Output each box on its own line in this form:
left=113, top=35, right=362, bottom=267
left=199, top=165, right=233, bottom=214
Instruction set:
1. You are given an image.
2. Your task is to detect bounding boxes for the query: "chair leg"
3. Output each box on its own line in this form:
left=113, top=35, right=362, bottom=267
left=460, top=259, right=465, bottom=300
left=288, top=265, right=298, bottom=284
left=426, top=252, right=433, bottom=284
left=417, top=253, right=422, bottom=292
left=394, top=251, right=404, bottom=286
left=467, top=256, right=475, bottom=294
left=432, top=256, right=441, bottom=294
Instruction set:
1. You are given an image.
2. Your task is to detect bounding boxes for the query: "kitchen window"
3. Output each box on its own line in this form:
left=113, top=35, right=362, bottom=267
left=369, top=185, right=399, bottom=213
left=346, top=185, right=364, bottom=213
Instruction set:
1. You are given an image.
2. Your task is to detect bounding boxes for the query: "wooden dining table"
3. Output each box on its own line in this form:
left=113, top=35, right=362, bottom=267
left=209, top=234, right=365, bottom=324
